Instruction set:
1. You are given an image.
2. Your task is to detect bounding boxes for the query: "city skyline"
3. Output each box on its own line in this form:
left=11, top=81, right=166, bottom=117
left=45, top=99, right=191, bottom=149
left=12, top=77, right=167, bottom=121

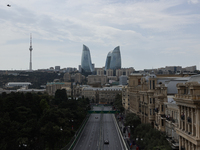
left=0, top=0, right=200, bottom=70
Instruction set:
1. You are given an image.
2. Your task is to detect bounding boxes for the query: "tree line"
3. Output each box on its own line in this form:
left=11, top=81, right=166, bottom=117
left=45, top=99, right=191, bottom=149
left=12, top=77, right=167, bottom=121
left=125, top=113, right=171, bottom=150
left=0, top=71, right=64, bottom=89
left=0, top=89, right=90, bottom=150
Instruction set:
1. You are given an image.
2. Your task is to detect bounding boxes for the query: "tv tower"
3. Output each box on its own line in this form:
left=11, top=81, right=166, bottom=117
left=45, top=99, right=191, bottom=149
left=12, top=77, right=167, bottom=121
left=29, top=34, right=33, bottom=71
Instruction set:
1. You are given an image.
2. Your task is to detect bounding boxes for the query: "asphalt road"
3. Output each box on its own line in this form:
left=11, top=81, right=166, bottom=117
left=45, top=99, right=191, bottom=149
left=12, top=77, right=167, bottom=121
left=103, top=114, right=123, bottom=150
left=73, top=113, right=101, bottom=150
left=73, top=106, right=124, bottom=150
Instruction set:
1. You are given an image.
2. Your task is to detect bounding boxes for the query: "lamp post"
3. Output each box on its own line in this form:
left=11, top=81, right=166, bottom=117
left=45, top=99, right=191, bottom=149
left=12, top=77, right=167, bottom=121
left=69, top=119, right=74, bottom=130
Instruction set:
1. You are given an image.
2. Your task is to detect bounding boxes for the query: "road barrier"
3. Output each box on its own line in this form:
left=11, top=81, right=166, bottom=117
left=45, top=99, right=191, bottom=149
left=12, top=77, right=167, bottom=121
left=61, top=114, right=90, bottom=150
left=114, top=115, right=131, bottom=150
left=88, top=110, right=120, bottom=114
left=113, top=114, right=129, bottom=150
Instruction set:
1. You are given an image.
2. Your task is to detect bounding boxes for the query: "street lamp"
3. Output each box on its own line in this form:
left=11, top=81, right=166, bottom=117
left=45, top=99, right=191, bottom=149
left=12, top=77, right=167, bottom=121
left=69, top=119, right=74, bottom=130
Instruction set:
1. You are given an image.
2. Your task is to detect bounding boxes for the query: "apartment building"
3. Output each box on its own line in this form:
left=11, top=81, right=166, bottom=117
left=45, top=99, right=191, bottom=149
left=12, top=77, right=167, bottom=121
left=87, top=75, right=107, bottom=86
left=82, top=86, right=122, bottom=104
left=46, top=81, right=71, bottom=96
left=123, top=73, right=190, bottom=150
left=174, top=75, right=200, bottom=150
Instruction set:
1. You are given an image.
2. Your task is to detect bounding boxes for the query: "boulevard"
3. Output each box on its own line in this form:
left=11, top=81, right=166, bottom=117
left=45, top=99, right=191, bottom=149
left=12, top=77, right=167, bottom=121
left=73, top=105, right=125, bottom=150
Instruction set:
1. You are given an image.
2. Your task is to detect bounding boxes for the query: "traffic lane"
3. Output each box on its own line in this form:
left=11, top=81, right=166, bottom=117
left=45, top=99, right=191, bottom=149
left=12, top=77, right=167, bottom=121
left=93, top=106, right=103, bottom=111
left=103, top=106, right=112, bottom=111
left=73, top=114, right=100, bottom=150
left=103, top=114, right=122, bottom=150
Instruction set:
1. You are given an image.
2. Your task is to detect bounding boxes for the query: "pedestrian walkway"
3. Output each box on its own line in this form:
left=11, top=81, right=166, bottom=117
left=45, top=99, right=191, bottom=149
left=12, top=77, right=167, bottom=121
left=116, top=114, right=137, bottom=150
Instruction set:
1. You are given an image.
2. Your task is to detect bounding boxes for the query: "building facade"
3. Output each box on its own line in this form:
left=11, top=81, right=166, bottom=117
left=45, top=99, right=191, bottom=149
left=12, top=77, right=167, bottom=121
left=174, top=75, right=200, bottom=150
left=87, top=75, right=107, bottom=86
left=105, top=46, right=121, bottom=71
left=82, top=86, right=122, bottom=104
left=81, top=45, right=94, bottom=72
left=46, top=81, right=71, bottom=96
left=123, top=73, right=192, bottom=150
left=106, top=69, right=114, bottom=76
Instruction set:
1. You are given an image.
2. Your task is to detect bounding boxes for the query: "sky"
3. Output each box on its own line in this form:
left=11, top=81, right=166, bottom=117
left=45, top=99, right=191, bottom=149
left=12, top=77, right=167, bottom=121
left=0, top=0, right=200, bottom=70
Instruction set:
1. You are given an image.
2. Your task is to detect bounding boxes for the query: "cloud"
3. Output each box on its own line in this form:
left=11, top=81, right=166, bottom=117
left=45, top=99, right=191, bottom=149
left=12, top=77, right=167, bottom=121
left=0, top=0, right=200, bottom=70
left=188, top=0, right=199, bottom=4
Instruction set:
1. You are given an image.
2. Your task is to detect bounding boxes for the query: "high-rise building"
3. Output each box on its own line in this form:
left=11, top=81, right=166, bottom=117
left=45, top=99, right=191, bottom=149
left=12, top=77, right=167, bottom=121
left=105, top=46, right=121, bottom=71
left=29, top=34, right=33, bottom=71
left=81, top=45, right=94, bottom=72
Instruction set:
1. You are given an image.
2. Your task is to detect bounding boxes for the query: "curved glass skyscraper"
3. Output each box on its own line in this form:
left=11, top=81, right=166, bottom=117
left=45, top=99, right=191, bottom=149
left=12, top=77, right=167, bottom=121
left=81, top=45, right=94, bottom=72
left=105, top=46, right=121, bottom=70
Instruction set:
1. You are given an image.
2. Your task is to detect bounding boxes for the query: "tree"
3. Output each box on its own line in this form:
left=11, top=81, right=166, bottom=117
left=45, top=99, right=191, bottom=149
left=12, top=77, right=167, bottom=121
left=0, top=92, right=89, bottom=150
left=40, top=99, right=50, bottom=111
left=53, top=89, right=68, bottom=105
left=114, top=94, right=124, bottom=112
left=125, top=113, right=141, bottom=137
left=134, top=124, right=171, bottom=150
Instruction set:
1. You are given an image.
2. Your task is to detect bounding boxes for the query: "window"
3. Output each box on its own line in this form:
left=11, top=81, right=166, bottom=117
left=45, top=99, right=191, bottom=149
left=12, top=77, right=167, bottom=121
left=184, top=89, right=186, bottom=94
left=150, top=80, right=151, bottom=89
left=153, top=80, right=155, bottom=89
left=150, top=109, right=152, bottom=115
left=138, top=79, right=141, bottom=85
left=150, top=98, right=152, bottom=104
left=153, top=98, right=155, bottom=104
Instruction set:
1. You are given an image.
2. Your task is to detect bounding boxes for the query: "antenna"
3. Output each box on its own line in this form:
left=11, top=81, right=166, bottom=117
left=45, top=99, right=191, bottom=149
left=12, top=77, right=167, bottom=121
left=29, top=34, right=33, bottom=71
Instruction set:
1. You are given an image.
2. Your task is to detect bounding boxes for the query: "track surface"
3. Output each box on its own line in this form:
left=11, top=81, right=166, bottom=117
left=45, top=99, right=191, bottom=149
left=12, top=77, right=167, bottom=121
left=73, top=106, right=123, bottom=150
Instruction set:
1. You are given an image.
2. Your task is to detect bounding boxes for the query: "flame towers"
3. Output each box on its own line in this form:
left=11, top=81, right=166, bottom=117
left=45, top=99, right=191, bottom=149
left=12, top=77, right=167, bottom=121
left=81, top=45, right=94, bottom=72
left=105, top=46, right=121, bottom=71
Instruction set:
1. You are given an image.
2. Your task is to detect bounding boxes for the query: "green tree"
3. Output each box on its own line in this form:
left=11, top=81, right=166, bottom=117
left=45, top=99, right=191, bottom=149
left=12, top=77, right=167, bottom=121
left=125, top=113, right=141, bottom=135
left=134, top=124, right=171, bottom=150
left=40, top=99, right=50, bottom=111
left=114, top=94, right=124, bottom=112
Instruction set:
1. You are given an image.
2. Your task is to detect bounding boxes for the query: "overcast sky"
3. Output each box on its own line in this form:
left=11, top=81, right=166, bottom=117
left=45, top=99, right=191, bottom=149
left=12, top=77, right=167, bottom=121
left=0, top=0, right=200, bottom=70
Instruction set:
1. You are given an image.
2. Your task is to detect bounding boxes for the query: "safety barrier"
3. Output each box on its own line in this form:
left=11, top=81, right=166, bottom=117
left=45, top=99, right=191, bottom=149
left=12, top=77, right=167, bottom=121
left=61, top=114, right=90, bottom=150
left=88, top=110, right=120, bottom=114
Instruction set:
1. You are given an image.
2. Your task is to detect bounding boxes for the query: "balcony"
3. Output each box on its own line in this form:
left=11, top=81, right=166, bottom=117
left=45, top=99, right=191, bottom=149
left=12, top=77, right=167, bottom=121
left=172, top=119, right=178, bottom=127
left=172, top=119, right=175, bottom=123
left=155, top=108, right=159, bottom=113
left=171, top=141, right=179, bottom=150
left=175, top=94, right=200, bottom=101
left=187, top=117, right=192, bottom=123
left=181, top=115, right=185, bottom=120
left=161, top=114, right=166, bottom=118
left=166, top=117, right=173, bottom=121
